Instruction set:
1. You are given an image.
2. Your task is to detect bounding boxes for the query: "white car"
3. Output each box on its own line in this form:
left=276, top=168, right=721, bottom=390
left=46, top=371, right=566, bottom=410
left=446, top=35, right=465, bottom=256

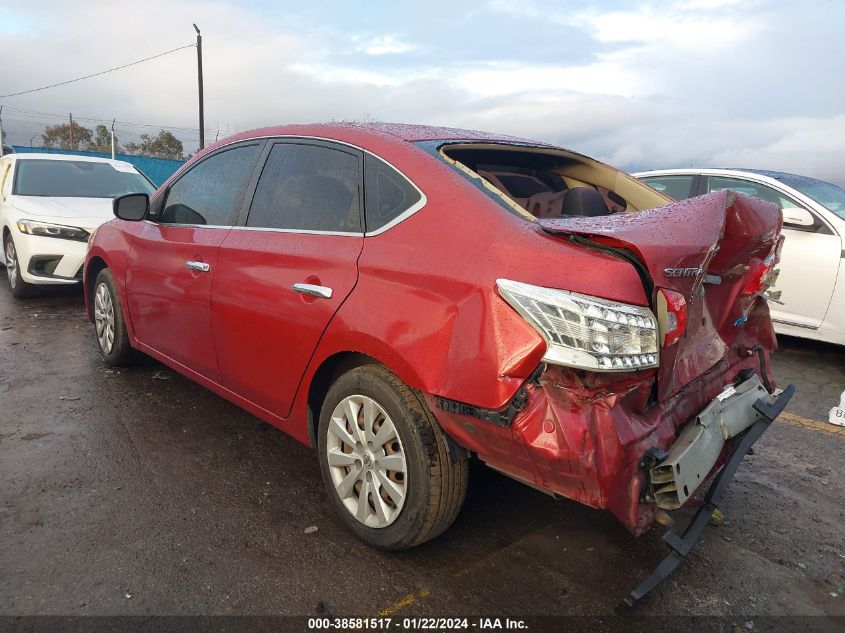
left=0, top=153, right=155, bottom=297
left=635, top=168, right=845, bottom=346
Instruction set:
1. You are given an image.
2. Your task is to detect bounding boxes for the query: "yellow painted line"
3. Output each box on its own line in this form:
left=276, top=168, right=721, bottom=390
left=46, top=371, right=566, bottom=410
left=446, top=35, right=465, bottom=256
left=377, top=588, right=430, bottom=617
left=779, top=411, right=845, bottom=437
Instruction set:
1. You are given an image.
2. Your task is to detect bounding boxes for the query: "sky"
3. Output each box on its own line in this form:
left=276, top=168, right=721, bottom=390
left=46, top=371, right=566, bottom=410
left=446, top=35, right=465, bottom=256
left=1, top=0, right=843, bottom=184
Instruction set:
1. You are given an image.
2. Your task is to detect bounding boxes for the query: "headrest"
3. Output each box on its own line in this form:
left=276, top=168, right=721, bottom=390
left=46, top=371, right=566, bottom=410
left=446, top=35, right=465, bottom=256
left=562, top=187, right=610, bottom=217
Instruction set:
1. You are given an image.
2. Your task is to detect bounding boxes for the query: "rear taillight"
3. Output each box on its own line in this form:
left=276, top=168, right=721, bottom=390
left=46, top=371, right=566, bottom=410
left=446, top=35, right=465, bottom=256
left=743, top=254, right=777, bottom=296
left=496, top=279, right=658, bottom=371
left=656, top=288, right=687, bottom=347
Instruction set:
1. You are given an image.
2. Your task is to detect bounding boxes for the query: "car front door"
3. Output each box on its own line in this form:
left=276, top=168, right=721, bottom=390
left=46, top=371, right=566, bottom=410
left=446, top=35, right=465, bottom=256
left=211, top=140, right=364, bottom=418
left=705, top=175, right=841, bottom=329
left=125, top=142, right=263, bottom=378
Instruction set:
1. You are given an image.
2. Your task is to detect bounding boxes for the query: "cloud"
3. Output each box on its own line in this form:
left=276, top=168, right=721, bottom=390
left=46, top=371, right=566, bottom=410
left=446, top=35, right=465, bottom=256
left=574, top=6, right=752, bottom=49
left=0, top=0, right=842, bottom=186
left=355, top=34, right=416, bottom=56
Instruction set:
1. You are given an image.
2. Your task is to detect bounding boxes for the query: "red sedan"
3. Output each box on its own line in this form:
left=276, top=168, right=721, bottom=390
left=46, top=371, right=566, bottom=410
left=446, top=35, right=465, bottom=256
left=84, top=123, right=792, bottom=607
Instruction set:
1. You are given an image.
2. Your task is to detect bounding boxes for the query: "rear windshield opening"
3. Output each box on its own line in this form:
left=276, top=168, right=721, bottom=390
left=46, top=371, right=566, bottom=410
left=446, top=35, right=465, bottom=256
left=440, top=144, right=670, bottom=220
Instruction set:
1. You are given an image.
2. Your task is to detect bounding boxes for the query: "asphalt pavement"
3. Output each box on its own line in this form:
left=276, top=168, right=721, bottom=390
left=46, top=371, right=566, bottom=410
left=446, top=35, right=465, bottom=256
left=0, top=286, right=843, bottom=628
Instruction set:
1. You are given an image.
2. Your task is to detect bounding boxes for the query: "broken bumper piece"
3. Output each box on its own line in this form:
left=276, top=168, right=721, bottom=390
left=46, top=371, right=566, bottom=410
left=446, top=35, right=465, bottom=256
left=649, top=374, right=776, bottom=509
left=616, top=380, right=795, bottom=614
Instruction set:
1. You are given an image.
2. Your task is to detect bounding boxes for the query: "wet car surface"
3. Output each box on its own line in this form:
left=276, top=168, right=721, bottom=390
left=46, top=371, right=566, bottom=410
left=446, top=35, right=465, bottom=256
left=1, top=287, right=843, bottom=620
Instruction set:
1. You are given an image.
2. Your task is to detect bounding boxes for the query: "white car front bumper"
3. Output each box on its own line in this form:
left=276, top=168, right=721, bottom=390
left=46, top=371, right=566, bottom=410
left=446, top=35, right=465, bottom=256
left=12, top=230, right=89, bottom=284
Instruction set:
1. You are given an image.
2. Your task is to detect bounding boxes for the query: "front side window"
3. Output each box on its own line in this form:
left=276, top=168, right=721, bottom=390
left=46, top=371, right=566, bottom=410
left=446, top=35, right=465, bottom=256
left=707, top=176, right=792, bottom=208
left=247, top=143, right=361, bottom=232
left=161, top=144, right=260, bottom=225
left=641, top=175, right=695, bottom=200
left=776, top=175, right=845, bottom=221
left=13, top=159, right=155, bottom=198
left=364, top=154, right=422, bottom=232
left=707, top=175, right=821, bottom=230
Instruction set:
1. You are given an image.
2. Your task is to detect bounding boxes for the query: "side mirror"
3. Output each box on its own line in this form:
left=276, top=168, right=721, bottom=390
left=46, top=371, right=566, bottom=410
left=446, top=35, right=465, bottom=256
left=782, top=206, right=814, bottom=228
left=113, top=193, right=149, bottom=221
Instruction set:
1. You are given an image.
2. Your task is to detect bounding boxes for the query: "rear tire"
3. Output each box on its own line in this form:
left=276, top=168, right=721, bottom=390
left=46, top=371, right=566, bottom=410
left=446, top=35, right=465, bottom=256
left=317, top=364, right=468, bottom=550
left=93, top=268, right=139, bottom=366
left=4, top=233, right=37, bottom=298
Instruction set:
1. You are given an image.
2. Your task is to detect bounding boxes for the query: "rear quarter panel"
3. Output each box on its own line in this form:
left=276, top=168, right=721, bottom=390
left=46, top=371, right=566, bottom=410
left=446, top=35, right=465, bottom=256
left=291, top=143, right=650, bottom=431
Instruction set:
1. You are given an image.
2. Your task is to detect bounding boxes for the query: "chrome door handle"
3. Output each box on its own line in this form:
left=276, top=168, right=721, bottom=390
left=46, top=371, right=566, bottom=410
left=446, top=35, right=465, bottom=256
left=185, top=261, right=210, bottom=272
left=293, top=283, right=333, bottom=299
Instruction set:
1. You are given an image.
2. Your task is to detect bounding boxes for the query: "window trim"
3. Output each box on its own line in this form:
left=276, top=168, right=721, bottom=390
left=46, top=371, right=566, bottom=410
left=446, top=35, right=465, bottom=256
left=153, top=139, right=266, bottom=228
left=182, top=134, right=427, bottom=237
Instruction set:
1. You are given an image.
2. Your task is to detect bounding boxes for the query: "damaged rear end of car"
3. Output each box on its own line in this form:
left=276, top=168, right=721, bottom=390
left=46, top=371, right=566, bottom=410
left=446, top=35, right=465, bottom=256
left=426, top=140, right=794, bottom=609
left=522, top=189, right=788, bottom=528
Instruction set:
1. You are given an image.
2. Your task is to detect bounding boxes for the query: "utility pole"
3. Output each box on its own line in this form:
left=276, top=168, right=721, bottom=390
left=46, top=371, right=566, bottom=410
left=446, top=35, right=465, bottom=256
left=110, top=118, right=116, bottom=160
left=194, top=23, right=205, bottom=151
left=69, top=113, right=74, bottom=150
left=29, top=133, right=37, bottom=148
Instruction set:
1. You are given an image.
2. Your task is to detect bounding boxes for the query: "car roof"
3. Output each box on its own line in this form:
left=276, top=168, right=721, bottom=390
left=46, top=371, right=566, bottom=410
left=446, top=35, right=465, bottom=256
left=633, top=167, right=836, bottom=189
left=5, top=152, right=137, bottom=170
left=256, top=122, right=547, bottom=144
left=200, top=122, right=553, bottom=157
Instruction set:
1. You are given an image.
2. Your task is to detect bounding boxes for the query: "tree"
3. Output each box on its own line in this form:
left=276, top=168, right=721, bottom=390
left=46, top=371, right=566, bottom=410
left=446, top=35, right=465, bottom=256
left=124, top=130, right=184, bottom=159
left=86, top=125, right=120, bottom=154
left=41, top=122, right=93, bottom=151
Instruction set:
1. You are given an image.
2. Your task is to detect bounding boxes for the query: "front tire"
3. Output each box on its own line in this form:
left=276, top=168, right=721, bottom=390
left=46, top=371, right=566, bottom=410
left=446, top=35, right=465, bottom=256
left=4, top=233, right=36, bottom=298
left=317, top=364, right=468, bottom=550
left=93, top=268, right=138, bottom=366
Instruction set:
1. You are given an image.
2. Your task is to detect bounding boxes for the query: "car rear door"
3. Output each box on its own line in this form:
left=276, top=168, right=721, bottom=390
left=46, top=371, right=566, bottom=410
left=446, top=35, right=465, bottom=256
left=125, top=142, right=263, bottom=378
left=638, top=174, right=697, bottom=200
left=705, top=175, right=841, bottom=329
left=211, top=139, right=364, bottom=418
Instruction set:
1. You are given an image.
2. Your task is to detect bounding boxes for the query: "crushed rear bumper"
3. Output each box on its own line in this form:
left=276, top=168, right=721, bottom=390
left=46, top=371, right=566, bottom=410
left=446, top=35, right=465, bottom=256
left=648, top=374, right=776, bottom=509
left=617, top=381, right=795, bottom=614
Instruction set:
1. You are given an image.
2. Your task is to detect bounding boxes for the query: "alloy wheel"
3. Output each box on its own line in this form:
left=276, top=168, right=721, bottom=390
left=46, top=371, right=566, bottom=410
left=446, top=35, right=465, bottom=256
left=5, top=238, right=17, bottom=289
left=94, top=282, right=115, bottom=354
left=326, top=394, right=408, bottom=528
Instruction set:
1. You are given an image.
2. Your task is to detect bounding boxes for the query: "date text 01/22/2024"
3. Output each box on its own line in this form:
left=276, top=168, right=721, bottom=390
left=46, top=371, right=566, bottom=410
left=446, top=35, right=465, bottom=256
left=307, top=617, right=528, bottom=630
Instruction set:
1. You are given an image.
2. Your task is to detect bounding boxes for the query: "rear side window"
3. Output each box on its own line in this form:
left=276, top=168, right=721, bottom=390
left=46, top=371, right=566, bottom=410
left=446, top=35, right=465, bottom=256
left=247, top=143, right=361, bottom=232
left=364, top=154, right=422, bottom=232
left=162, top=145, right=260, bottom=225
left=641, top=175, right=694, bottom=200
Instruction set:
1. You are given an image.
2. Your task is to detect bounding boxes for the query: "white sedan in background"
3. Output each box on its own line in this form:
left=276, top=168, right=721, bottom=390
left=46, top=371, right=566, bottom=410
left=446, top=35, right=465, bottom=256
left=0, top=153, right=155, bottom=297
left=635, top=168, right=845, bottom=346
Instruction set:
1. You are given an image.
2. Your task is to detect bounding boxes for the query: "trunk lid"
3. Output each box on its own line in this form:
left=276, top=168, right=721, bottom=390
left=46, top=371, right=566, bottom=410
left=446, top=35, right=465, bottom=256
left=537, top=190, right=783, bottom=400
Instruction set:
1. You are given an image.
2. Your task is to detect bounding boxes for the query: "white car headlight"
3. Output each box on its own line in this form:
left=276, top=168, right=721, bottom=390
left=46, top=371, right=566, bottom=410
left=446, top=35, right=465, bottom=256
left=17, top=219, right=90, bottom=242
left=497, top=278, right=659, bottom=371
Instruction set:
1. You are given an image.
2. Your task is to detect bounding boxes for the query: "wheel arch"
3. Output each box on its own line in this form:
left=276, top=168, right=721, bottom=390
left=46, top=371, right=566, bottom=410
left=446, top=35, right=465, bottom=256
left=85, top=255, right=109, bottom=321
left=305, top=350, right=383, bottom=447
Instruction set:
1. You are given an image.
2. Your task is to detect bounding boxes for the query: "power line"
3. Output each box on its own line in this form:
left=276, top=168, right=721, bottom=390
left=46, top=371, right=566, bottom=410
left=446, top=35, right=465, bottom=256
left=0, top=105, right=219, bottom=136
left=0, top=43, right=196, bottom=98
